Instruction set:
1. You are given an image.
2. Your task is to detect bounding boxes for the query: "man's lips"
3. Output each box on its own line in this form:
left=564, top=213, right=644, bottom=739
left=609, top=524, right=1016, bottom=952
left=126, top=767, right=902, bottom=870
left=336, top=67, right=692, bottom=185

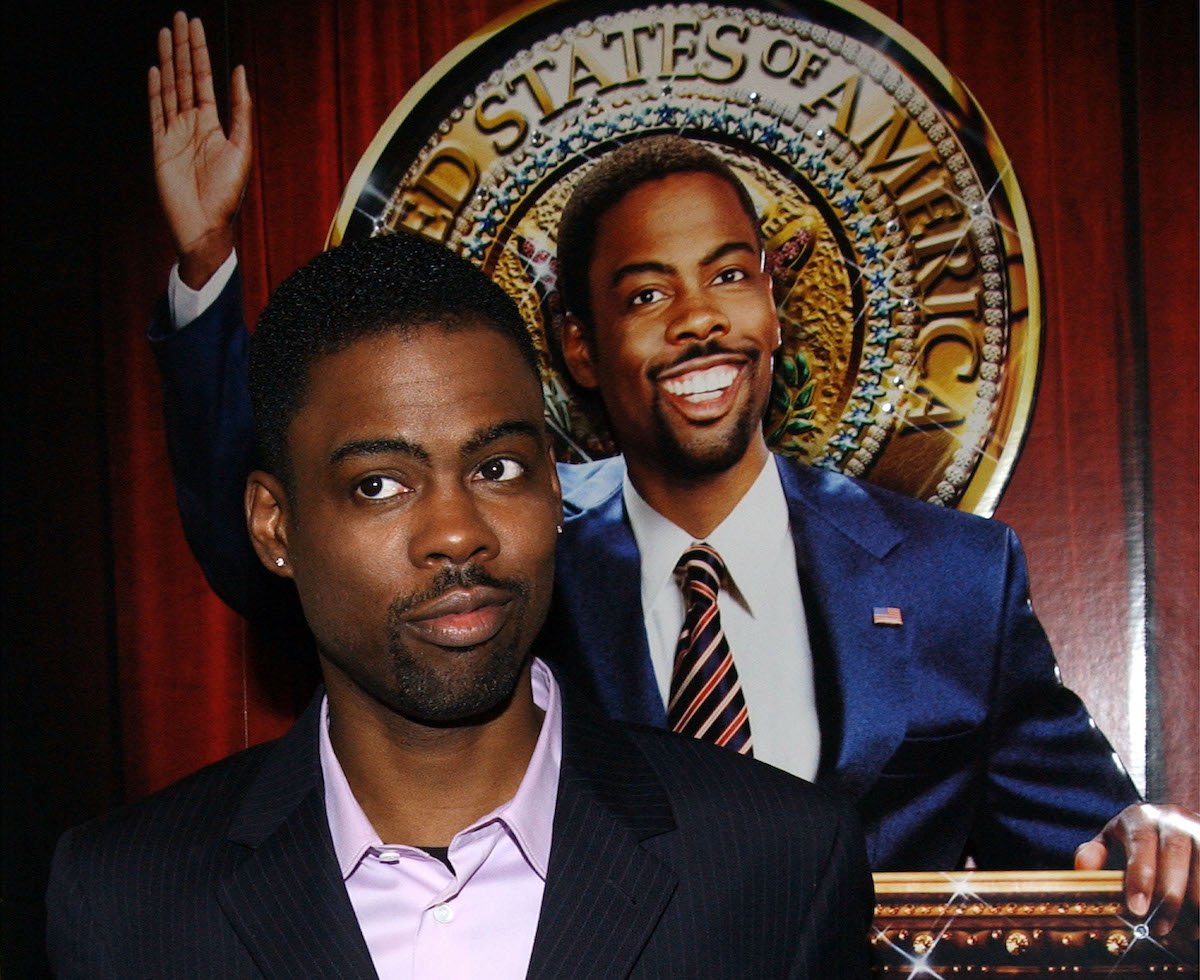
left=400, top=587, right=513, bottom=648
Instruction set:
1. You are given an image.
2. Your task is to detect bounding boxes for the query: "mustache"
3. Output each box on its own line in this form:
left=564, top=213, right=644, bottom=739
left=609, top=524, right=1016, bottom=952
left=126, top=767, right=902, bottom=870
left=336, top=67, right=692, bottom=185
left=649, top=339, right=762, bottom=379
left=387, top=564, right=530, bottom=620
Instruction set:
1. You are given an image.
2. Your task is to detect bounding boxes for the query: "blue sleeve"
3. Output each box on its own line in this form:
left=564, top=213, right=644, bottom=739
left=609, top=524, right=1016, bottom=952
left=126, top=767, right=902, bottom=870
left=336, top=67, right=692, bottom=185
left=148, top=271, right=296, bottom=627
left=973, top=526, right=1141, bottom=866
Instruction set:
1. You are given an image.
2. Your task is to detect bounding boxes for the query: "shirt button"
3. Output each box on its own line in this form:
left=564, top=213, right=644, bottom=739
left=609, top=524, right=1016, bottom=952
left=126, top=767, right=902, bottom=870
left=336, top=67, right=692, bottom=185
left=432, top=903, right=455, bottom=924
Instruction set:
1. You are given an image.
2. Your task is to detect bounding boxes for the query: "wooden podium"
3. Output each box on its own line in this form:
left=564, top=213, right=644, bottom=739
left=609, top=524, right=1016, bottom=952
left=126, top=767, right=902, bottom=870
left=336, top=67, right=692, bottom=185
left=871, top=871, right=1198, bottom=975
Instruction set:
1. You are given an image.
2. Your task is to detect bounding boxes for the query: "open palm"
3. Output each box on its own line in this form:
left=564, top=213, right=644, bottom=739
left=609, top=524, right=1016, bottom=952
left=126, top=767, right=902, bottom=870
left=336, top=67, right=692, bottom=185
left=148, top=13, right=251, bottom=281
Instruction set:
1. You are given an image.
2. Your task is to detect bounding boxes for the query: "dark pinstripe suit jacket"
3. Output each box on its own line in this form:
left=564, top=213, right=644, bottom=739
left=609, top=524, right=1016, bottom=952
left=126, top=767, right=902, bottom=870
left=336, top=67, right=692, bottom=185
left=47, top=688, right=873, bottom=978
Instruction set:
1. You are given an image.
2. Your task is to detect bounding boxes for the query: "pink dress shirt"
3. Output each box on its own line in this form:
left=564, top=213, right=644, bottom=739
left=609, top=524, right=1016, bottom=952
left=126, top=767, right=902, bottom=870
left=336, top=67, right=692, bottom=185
left=319, top=658, right=563, bottom=978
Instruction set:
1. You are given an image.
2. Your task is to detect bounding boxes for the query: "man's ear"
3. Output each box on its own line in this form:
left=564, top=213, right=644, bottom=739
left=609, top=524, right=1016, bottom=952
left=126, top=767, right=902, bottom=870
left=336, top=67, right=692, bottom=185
left=560, top=313, right=599, bottom=390
left=546, top=444, right=564, bottom=528
left=761, top=251, right=783, bottom=352
left=245, top=470, right=293, bottom=578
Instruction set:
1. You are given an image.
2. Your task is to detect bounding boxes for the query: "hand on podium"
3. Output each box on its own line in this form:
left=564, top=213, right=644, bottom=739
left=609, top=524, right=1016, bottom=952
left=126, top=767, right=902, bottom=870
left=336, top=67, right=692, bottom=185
left=1075, top=802, right=1199, bottom=937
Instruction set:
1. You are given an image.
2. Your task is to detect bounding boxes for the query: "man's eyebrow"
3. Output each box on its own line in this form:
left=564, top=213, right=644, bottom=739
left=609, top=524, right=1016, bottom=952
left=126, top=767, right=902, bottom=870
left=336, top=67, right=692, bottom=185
left=699, top=240, right=760, bottom=267
left=329, top=437, right=429, bottom=466
left=609, top=241, right=760, bottom=289
left=328, top=421, right=543, bottom=466
left=461, top=420, right=544, bottom=458
left=610, top=260, right=675, bottom=289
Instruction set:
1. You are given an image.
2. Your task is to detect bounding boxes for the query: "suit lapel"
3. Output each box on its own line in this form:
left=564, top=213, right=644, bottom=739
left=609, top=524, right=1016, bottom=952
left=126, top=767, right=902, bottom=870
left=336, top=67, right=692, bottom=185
left=528, top=699, right=678, bottom=978
left=216, top=693, right=377, bottom=979
left=556, top=458, right=665, bottom=726
left=778, top=459, right=912, bottom=801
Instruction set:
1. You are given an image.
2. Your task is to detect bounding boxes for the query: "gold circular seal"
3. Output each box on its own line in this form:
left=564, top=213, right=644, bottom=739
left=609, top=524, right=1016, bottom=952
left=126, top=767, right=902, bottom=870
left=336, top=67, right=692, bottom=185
left=330, top=0, right=1040, bottom=515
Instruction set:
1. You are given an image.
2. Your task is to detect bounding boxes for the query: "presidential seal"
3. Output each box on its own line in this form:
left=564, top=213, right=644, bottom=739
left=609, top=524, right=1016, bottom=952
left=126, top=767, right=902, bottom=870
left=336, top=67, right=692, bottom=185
left=330, top=0, right=1040, bottom=515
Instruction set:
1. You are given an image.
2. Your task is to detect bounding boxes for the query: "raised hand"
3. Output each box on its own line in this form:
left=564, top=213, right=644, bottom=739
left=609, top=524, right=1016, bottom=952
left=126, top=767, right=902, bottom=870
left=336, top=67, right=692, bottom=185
left=148, top=11, right=252, bottom=289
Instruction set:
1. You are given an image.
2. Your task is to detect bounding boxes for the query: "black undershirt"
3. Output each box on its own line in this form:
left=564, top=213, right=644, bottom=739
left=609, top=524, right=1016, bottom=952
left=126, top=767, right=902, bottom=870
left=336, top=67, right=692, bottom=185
left=417, top=845, right=454, bottom=873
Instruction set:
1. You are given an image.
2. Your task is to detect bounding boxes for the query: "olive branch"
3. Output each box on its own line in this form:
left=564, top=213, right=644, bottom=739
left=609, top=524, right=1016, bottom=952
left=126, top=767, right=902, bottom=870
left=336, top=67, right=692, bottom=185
left=765, top=350, right=817, bottom=453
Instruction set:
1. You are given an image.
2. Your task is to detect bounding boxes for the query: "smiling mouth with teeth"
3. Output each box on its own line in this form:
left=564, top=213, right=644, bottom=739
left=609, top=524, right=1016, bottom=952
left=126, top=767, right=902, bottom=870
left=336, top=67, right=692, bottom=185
left=661, top=365, right=738, bottom=401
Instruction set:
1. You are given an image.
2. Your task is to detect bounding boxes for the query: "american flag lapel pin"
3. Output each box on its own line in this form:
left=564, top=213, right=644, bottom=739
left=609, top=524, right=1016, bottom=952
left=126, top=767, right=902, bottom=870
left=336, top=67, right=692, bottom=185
left=872, top=606, right=904, bottom=627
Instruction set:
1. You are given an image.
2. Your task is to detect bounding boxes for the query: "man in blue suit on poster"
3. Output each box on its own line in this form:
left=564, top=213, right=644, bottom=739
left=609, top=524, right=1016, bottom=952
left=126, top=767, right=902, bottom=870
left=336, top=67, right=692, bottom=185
left=143, top=12, right=1198, bottom=933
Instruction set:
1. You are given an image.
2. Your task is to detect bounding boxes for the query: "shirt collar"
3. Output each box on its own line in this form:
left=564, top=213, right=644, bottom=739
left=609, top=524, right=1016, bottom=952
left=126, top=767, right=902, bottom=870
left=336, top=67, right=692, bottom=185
left=623, top=473, right=698, bottom=617
left=623, top=455, right=789, bottom=617
left=320, top=657, right=562, bottom=881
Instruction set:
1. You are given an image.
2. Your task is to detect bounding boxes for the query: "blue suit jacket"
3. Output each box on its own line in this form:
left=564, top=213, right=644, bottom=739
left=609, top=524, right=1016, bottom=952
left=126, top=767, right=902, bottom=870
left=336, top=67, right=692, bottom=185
left=49, top=684, right=872, bottom=977
left=149, top=274, right=1138, bottom=873
left=545, top=455, right=1139, bottom=870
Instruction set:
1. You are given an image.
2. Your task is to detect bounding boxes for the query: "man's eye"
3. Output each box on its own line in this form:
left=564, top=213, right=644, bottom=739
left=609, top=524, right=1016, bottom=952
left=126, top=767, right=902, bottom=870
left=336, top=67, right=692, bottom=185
left=356, top=475, right=406, bottom=499
left=630, top=287, right=665, bottom=307
left=713, top=267, right=747, bottom=285
left=476, top=458, right=525, bottom=482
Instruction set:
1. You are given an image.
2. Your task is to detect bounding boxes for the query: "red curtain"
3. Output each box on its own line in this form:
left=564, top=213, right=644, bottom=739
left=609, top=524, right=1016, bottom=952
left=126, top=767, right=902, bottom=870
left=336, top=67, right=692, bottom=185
left=100, top=0, right=1197, bottom=807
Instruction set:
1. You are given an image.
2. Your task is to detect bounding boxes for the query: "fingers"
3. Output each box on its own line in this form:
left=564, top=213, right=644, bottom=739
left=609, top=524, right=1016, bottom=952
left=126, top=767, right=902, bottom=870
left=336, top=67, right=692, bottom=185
left=172, top=11, right=194, bottom=114
left=1120, top=819, right=1160, bottom=918
left=190, top=16, right=216, bottom=109
left=152, top=12, right=220, bottom=143
left=156, top=25, right=177, bottom=124
left=1149, top=829, right=1190, bottom=934
left=1100, top=803, right=1200, bottom=936
left=1145, top=806, right=1200, bottom=937
left=148, top=66, right=164, bottom=139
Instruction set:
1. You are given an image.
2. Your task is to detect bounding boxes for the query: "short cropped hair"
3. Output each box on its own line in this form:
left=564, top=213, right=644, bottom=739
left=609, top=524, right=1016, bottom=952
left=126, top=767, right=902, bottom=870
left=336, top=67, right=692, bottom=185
left=249, top=232, right=538, bottom=484
left=556, top=135, right=762, bottom=331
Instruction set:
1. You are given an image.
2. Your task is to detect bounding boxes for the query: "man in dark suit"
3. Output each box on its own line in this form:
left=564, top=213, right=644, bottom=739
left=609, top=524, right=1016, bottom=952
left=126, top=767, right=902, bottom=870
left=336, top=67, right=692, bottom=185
left=140, top=13, right=1198, bottom=937
left=48, top=231, right=873, bottom=977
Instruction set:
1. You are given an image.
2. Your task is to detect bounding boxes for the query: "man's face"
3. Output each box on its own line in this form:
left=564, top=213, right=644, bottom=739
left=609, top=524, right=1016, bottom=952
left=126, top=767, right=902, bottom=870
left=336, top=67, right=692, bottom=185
left=568, top=170, right=781, bottom=480
left=261, top=325, right=560, bottom=726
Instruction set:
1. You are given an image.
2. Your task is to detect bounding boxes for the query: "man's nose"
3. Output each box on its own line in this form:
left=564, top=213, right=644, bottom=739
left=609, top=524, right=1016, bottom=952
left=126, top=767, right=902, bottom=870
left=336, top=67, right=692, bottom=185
left=408, top=482, right=500, bottom=568
left=665, top=293, right=729, bottom=344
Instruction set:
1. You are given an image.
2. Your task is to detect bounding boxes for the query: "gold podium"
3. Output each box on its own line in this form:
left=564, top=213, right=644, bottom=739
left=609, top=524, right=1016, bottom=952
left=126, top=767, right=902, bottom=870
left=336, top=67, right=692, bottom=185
left=871, top=871, right=1198, bottom=975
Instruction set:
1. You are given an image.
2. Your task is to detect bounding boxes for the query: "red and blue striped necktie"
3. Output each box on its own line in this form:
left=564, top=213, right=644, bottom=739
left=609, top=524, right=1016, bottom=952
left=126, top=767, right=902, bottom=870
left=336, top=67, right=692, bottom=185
left=667, top=544, right=753, bottom=756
